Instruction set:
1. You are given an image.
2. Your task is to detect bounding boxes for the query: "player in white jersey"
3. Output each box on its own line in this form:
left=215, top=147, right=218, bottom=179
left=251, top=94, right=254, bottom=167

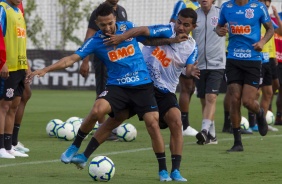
left=105, top=8, right=199, bottom=181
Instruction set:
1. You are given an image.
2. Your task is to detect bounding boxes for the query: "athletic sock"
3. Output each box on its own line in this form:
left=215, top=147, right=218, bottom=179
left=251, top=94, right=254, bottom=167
left=0, top=134, right=4, bottom=149
left=4, top=134, right=12, bottom=150
left=12, top=123, right=20, bottom=146
left=209, top=121, right=216, bottom=137
left=276, top=112, right=282, bottom=121
left=248, top=112, right=256, bottom=127
left=181, top=112, right=189, bottom=130
left=233, top=128, right=242, bottom=146
left=83, top=137, right=100, bottom=158
left=155, top=152, right=167, bottom=172
left=73, top=129, right=88, bottom=148
left=202, top=119, right=212, bottom=132
left=171, top=154, right=181, bottom=172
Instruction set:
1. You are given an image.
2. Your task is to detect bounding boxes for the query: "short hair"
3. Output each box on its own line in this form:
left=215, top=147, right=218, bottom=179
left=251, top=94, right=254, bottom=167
left=95, top=3, right=115, bottom=18
left=178, top=8, right=197, bottom=25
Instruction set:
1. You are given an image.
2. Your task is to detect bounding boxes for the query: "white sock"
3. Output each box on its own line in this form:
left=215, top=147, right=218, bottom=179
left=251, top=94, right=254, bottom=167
left=202, top=119, right=212, bottom=132
left=209, top=121, right=216, bottom=137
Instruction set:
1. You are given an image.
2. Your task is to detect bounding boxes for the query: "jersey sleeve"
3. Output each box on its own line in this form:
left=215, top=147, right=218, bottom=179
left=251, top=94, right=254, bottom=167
left=74, top=37, right=97, bottom=60
left=148, top=24, right=173, bottom=38
left=0, top=26, right=6, bottom=70
left=170, top=1, right=186, bottom=21
left=218, top=4, right=227, bottom=26
left=260, top=3, right=271, bottom=24
left=0, top=6, right=6, bottom=36
left=186, top=45, right=198, bottom=65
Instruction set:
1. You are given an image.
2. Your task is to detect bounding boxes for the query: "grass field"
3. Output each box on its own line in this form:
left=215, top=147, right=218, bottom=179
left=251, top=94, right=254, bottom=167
left=0, top=90, right=282, bottom=184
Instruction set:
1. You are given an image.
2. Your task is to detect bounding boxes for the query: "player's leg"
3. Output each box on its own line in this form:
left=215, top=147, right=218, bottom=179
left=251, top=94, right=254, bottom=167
left=61, top=97, right=112, bottom=164
left=268, top=58, right=279, bottom=112
left=222, top=86, right=232, bottom=133
left=12, top=82, right=32, bottom=153
left=178, top=75, right=198, bottom=136
left=275, top=63, right=282, bottom=125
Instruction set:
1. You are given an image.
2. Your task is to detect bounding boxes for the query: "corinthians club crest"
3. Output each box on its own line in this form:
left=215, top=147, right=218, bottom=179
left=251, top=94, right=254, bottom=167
left=6, top=88, right=14, bottom=98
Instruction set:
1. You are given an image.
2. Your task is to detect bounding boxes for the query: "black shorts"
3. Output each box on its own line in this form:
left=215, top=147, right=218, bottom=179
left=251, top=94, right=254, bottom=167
left=154, top=88, right=179, bottom=129
left=269, top=58, right=278, bottom=80
left=260, top=62, right=272, bottom=87
left=0, top=70, right=26, bottom=101
left=277, top=63, right=282, bottom=86
left=98, top=83, right=158, bottom=120
left=225, top=59, right=261, bottom=88
left=195, top=69, right=224, bottom=98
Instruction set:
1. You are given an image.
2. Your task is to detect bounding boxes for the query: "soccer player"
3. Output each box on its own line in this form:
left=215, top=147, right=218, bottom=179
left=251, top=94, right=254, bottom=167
left=216, top=0, right=274, bottom=152
left=97, top=7, right=198, bottom=181
left=170, top=0, right=200, bottom=137
left=0, top=0, right=28, bottom=158
left=270, top=6, right=282, bottom=126
left=79, top=0, right=127, bottom=140
left=26, top=3, right=184, bottom=181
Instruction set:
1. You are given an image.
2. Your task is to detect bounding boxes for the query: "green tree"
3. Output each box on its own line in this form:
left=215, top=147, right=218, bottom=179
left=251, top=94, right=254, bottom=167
left=57, top=0, right=96, bottom=50
left=24, top=0, right=49, bottom=49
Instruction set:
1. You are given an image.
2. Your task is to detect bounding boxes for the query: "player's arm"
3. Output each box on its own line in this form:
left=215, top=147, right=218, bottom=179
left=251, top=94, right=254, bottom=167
left=26, top=54, right=81, bottom=81
left=169, top=1, right=186, bottom=23
left=215, top=24, right=228, bottom=37
left=272, top=6, right=282, bottom=36
left=79, top=28, right=97, bottom=78
left=253, top=21, right=274, bottom=52
left=0, top=26, right=6, bottom=71
left=141, top=33, right=188, bottom=46
left=185, top=46, right=200, bottom=78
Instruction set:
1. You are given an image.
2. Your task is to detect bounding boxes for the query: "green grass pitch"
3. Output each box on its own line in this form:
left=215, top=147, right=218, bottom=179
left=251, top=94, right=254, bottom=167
left=0, top=90, right=281, bottom=184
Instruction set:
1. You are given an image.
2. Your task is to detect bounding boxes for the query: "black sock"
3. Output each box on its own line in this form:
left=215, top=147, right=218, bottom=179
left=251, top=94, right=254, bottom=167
left=73, top=129, right=88, bottom=148
left=181, top=112, right=189, bottom=130
left=276, top=112, right=282, bottom=120
left=171, top=154, right=181, bottom=172
left=12, top=123, right=20, bottom=146
left=224, top=111, right=231, bottom=127
left=4, top=134, right=12, bottom=150
left=0, top=134, right=4, bottom=149
left=248, top=112, right=256, bottom=127
left=84, top=137, right=100, bottom=158
left=233, top=128, right=242, bottom=146
left=155, top=152, right=167, bottom=172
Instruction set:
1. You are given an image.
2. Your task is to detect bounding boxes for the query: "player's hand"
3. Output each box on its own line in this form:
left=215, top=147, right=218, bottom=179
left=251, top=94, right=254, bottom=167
left=252, top=42, right=264, bottom=52
left=0, top=64, right=9, bottom=79
left=25, top=69, right=47, bottom=83
left=104, top=33, right=125, bottom=46
left=272, top=5, right=278, bottom=17
left=79, top=60, right=90, bottom=78
left=216, top=25, right=228, bottom=37
left=191, top=61, right=200, bottom=79
left=173, top=33, right=188, bottom=43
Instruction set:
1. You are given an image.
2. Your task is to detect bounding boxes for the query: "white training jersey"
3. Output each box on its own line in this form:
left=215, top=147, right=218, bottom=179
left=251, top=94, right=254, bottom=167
left=142, top=27, right=197, bottom=93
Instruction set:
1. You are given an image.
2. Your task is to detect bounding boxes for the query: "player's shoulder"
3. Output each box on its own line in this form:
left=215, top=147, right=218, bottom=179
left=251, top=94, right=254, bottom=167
left=117, top=4, right=126, bottom=12
left=116, top=21, right=135, bottom=31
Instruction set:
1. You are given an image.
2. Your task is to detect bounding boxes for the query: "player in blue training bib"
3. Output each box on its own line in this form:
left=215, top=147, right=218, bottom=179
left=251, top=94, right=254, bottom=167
left=216, top=0, right=274, bottom=152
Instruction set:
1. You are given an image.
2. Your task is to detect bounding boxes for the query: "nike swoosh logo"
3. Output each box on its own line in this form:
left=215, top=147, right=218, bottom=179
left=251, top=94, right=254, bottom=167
left=151, top=106, right=157, bottom=109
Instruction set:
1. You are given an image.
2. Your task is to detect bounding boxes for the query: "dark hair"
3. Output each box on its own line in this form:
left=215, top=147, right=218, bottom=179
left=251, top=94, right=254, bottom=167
left=178, top=8, right=197, bottom=24
left=95, top=2, right=115, bottom=17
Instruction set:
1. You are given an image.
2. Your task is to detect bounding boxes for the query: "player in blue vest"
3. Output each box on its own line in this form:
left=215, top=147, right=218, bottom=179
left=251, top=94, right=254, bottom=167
left=215, top=0, right=274, bottom=152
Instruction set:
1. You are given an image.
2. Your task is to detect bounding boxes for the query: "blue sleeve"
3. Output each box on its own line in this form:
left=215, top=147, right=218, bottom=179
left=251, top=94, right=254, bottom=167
left=260, top=3, right=271, bottom=24
left=272, top=20, right=278, bottom=30
left=186, top=45, right=198, bottom=65
left=218, top=4, right=227, bottom=26
left=170, top=1, right=186, bottom=21
left=74, top=37, right=96, bottom=59
left=0, top=6, right=6, bottom=36
left=148, top=24, right=173, bottom=38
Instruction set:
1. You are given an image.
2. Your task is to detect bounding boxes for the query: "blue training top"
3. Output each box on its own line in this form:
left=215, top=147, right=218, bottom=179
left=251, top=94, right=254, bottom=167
left=218, top=0, right=271, bottom=61
left=75, top=21, right=173, bottom=87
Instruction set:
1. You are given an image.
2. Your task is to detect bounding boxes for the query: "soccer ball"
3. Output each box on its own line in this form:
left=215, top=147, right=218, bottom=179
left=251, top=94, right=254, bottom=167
left=56, top=123, right=75, bottom=141
left=46, top=119, right=64, bottom=137
left=116, top=123, right=137, bottom=142
left=88, top=156, right=115, bottom=182
left=89, top=121, right=99, bottom=135
left=65, top=116, right=80, bottom=124
left=266, top=110, right=275, bottom=125
left=240, top=116, right=249, bottom=130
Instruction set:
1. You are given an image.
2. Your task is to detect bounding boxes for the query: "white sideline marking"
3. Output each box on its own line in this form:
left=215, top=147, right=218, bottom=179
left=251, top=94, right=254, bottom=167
left=0, top=134, right=281, bottom=168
